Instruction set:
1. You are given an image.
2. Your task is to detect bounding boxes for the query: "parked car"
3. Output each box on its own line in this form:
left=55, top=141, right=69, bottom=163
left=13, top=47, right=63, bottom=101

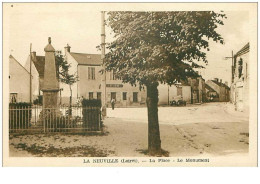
left=170, top=100, right=177, bottom=106
left=170, top=96, right=186, bottom=106
left=170, top=99, right=186, bottom=106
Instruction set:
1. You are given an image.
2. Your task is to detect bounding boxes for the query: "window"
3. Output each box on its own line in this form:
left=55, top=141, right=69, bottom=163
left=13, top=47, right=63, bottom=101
left=123, top=92, right=127, bottom=100
left=10, top=93, right=17, bottom=103
left=97, top=92, right=101, bottom=100
left=111, top=92, right=116, bottom=101
left=238, top=58, right=243, bottom=78
left=133, top=92, right=138, bottom=102
left=89, top=92, right=93, bottom=100
left=88, top=67, right=95, bottom=80
left=110, top=70, right=116, bottom=80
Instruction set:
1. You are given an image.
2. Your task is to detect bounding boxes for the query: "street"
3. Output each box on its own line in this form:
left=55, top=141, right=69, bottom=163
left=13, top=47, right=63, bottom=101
left=9, top=102, right=249, bottom=157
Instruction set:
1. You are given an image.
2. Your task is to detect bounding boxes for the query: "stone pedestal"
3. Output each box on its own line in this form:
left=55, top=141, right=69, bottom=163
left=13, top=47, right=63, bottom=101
left=38, top=37, right=62, bottom=126
left=42, top=89, right=59, bottom=109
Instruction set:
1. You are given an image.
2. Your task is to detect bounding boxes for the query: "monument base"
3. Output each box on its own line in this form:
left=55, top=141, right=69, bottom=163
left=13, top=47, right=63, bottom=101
left=42, top=89, right=59, bottom=109
left=37, top=89, right=62, bottom=126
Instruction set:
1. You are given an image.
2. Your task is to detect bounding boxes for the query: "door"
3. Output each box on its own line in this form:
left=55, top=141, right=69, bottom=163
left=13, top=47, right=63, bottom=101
left=133, top=92, right=138, bottom=102
left=111, top=92, right=116, bottom=101
left=89, top=92, right=93, bottom=100
left=97, top=92, right=101, bottom=100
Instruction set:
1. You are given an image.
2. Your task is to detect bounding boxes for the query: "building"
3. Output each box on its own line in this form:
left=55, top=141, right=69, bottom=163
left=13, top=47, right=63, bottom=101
left=205, top=83, right=218, bottom=102
left=158, top=84, right=191, bottom=105
left=230, top=43, right=249, bottom=112
left=186, top=77, right=206, bottom=104
left=206, top=78, right=230, bottom=102
left=158, top=76, right=207, bottom=105
left=9, top=55, right=31, bottom=103
left=64, top=45, right=147, bottom=107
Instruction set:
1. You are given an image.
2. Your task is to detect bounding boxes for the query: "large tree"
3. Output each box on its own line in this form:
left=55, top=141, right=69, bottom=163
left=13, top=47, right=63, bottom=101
left=104, top=11, right=226, bottom=155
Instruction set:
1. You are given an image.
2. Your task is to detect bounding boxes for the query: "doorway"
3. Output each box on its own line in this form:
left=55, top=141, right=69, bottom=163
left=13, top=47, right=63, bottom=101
left=111, top=92, right=116, bottom=101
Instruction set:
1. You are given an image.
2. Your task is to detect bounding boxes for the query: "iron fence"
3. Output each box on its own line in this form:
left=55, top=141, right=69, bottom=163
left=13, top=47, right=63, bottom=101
left=9, top=105, right=102, bottom=134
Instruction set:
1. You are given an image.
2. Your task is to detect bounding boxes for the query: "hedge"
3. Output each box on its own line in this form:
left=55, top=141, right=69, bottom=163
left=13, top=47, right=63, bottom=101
left=81, top=99, right=101, bottom=130
left=81, top=99, right=101, bottom=107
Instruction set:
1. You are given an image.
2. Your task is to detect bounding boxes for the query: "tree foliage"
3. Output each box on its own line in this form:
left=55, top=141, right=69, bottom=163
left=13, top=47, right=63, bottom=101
left=55, top=52, right=78, bottom=86
left=104, top=11, right=226, bottom=86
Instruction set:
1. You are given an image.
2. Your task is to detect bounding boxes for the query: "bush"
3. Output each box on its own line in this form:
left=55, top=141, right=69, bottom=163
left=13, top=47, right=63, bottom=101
left=9, top=102, right=32, bottom=129
left=177, top=100, right=186, bottom=106
left=33, top=95, right=43, bottom=105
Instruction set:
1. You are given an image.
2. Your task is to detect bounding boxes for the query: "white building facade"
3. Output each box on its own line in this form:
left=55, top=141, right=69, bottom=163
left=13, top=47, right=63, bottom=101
left=230, top=43, right=249, bottom=112
left=9, top=55, right=31, bottom=103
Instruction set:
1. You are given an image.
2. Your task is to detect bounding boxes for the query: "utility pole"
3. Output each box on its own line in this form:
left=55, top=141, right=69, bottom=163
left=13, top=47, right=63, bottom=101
left=101, top=11, right=107, bottom=116
left=29, top=43, right=32, bottom=104
left=224, top=50, right=234, bottom=84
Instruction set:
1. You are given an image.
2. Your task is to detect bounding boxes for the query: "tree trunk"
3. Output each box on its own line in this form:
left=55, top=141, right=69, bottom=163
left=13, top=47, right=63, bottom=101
left=146, top=82, right=161, bottom=156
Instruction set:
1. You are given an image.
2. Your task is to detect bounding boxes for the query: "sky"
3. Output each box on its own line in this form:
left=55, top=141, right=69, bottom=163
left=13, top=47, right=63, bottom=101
left=5, top=4, right=249, bottom=86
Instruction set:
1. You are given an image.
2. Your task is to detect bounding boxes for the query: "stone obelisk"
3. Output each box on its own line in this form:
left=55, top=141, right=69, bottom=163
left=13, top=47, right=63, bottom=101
left=42, top=37, right=59, bottom=110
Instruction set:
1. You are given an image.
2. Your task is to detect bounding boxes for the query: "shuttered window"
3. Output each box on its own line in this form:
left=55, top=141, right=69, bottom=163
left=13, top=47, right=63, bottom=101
left=88, top=67, right=95, bottom=80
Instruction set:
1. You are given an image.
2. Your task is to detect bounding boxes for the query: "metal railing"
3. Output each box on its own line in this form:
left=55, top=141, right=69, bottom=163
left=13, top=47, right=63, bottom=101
left=9, top=105, right=102, bottom=134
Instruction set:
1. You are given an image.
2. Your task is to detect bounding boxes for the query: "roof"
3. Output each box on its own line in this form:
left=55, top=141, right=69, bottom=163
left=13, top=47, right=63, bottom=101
left=33, top=56, right=45, bottom=76
left=205, top=83, right=216, bottom=92
left=32, top=56, right=58, bottom=77
left=211, top=80, right=230, bottom=90
left=9, top=55, right=31, bottom=75
left=222, top=83, right=230, bottom=90
left=69, top=52, right=102, bottom=65
left=234, top=42, right=249, bottom=58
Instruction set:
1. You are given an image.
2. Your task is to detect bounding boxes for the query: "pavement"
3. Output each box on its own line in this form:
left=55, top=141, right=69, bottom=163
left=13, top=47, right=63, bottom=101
left=9, top=102, right=249, bottom=157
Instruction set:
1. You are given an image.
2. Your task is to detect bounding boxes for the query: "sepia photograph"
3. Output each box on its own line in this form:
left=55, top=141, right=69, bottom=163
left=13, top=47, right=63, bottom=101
left=2, top=2, right=257, bottom=167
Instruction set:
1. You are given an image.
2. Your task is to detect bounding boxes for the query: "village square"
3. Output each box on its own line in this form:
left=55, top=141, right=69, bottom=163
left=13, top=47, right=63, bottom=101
left=7, top=8, right=250, bottom=157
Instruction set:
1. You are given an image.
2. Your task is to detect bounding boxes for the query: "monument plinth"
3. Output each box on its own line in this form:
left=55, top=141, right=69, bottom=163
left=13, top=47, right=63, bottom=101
left=42, top=37, right=59, bottom=110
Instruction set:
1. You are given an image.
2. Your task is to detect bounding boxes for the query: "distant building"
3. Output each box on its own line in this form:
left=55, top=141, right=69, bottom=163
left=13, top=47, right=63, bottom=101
left=158, top=84, right=191, bottom=105
left=205, top=83, right=218, bottom=102
left=158, top=76, right=206, bottom=105
left=186, top=77, right=206, bottom=104
left=9, top=55, right=31, bottom=103
left=230, top=43, right=249, bottom=112
left=206, top=78, right=230, bottom=102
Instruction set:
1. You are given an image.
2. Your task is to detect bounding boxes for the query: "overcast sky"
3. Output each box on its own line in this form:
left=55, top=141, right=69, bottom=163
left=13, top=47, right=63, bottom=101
left=6, top=4, right=249, bottom=86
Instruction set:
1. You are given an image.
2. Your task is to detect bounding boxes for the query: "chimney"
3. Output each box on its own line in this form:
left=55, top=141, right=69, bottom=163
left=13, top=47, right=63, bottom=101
left=220, top=79, right=222, bottom=83
left=31, top=51, right=36, bottom=61
left=64, top=44, right=71, bottom=53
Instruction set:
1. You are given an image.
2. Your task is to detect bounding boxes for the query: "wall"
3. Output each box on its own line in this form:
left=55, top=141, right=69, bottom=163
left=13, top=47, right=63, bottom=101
left=23, top=55, right=39, bottom=99
left=233, top=51, right=249, bottom=111
left=182, top=86, right=191, bottom=103
left=9, top=56, right=30, bottom=102
left=158, top=84, right=176, bottom=105
left=158, top=84, right=191, bottom=105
